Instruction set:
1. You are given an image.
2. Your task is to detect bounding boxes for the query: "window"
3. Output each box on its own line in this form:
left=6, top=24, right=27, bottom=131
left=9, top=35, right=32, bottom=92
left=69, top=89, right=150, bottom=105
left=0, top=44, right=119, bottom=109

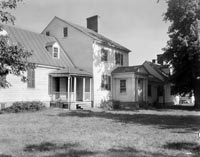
left=101, top=75, right=111, bottom=90
left=148, top=84, right=152, bottom=97
left=101, top=49, right=108, bottom=61
left=120, top=80, right=126, bottom=93
left=53, top=47, right=59, bottom=58
left=46, top=31, right=50, bottom=36
left=115, top=52, right=123, bottom=65
left=63, top=27, right=68, bottom=37
left=27, top=68, right=35, bottom=88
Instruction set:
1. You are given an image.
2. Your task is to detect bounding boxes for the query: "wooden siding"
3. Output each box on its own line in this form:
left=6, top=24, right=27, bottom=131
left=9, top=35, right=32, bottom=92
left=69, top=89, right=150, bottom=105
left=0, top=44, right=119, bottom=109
left=93, top=43, right=129, bottom=107
left=42, top=18, right=94, bottom=73
left=0, top=66, right=56, bottom=106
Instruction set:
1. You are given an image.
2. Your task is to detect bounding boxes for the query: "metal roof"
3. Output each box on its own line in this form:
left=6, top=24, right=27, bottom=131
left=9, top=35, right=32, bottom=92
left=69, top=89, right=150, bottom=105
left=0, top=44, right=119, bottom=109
left=50, top=16, right=131, bottom=52
left=50, top=67, right=92, bottom=77
left=3, top=24, right=74, bottom=68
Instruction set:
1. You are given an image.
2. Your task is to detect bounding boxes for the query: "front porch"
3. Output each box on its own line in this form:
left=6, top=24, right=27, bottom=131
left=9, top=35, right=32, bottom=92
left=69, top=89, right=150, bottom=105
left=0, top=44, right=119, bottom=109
left=49, top=68, right=92, bottom=110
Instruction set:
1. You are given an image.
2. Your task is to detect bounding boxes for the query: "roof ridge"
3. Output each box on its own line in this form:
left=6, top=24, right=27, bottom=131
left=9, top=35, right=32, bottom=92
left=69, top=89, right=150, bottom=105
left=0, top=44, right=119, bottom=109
left=52, top=16, right=131, bottom=52
left=2, top=23, right=56, bottom=40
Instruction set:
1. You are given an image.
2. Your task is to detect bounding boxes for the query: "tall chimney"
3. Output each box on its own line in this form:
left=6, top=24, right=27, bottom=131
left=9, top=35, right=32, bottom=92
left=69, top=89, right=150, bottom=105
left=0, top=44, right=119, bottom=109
left=87, top=15, right=99, bottom=33
left=157, top=54, right=164, bottom=65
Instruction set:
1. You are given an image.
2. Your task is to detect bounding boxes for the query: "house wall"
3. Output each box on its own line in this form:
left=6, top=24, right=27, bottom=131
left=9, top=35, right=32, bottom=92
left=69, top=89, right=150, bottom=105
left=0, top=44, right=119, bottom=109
left=42, top=18, right=94, bottom=73
left=93, top=43, right=129, bottom=107
left=112, top=73, right=135, bottom=102
left=148, top=82, right=159, bottom=104
left=0, top=66, right=57, bottom=108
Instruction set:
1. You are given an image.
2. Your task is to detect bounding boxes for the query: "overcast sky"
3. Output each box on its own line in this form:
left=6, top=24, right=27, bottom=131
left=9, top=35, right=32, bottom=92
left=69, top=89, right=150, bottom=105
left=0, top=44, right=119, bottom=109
left=11, top=0, right=170, bottom=65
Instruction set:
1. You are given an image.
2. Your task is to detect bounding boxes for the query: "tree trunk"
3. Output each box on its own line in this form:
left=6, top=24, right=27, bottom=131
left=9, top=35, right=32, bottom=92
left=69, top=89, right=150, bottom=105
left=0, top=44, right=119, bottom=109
left=194, top=79, right=200, bottom=109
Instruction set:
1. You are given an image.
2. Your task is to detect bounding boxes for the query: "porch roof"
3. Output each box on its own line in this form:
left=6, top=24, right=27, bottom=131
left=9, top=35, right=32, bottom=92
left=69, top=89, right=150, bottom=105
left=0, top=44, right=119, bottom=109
left=50, top=67, right=92, bottom=77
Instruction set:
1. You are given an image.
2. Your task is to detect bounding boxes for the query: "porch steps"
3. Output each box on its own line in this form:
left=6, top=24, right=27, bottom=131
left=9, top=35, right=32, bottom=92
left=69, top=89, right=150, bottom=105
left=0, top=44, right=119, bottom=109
left=76, top=103, right=92, bottom=110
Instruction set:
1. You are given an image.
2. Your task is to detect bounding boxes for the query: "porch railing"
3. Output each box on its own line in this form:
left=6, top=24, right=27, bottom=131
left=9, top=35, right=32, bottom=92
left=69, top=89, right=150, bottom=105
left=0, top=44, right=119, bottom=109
left=51, top=91, right=91, bottom=102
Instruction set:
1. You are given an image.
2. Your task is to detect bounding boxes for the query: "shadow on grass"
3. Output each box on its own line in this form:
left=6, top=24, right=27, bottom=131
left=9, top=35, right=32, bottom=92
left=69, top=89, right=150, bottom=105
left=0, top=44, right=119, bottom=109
left=24, top=142, right=96, bottom=157
left=163, top=142, right=200, bottom=156
left=24, top=142, right=173, bottom=157
left=0, top=155, right=12, bottom=157
left=58, top=110, right=200, bottom=133
left=104, top=147, right=171, bottom=157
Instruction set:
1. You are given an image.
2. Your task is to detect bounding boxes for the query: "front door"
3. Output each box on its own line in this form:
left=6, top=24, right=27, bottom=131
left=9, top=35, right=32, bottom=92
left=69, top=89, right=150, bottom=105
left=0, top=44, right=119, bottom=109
left=138, top=79, right=143, bottom=102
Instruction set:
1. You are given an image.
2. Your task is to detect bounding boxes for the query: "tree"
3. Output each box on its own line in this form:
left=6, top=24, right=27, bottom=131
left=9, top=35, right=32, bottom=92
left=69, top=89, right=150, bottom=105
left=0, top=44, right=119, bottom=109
left=0, top=0, right=34, bottom=88
left=162, top=0, right=200, bottom=108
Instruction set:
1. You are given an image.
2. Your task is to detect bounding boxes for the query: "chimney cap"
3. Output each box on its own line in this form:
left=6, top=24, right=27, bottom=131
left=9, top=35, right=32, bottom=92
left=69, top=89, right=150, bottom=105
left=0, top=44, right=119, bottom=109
left=86, top=15, right=100, bottom=20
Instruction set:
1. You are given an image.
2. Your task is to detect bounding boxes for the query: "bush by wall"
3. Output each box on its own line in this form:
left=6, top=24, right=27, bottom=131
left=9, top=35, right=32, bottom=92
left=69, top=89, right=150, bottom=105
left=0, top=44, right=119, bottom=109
left=1, top=101, right=46, bottom=113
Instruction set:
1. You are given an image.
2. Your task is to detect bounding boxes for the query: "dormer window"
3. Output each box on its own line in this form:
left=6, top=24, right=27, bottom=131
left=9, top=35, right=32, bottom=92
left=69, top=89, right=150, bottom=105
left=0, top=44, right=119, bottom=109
left=63, top=27, right=68, bottom=37
left=45, top=41, right=60, bottom=59
left=53, top=47, right=59, bottom=58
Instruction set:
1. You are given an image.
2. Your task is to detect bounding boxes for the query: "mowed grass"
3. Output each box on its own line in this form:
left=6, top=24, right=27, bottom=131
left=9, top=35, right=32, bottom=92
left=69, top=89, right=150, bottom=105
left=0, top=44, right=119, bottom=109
left=0, top=108, right=200, bottom=157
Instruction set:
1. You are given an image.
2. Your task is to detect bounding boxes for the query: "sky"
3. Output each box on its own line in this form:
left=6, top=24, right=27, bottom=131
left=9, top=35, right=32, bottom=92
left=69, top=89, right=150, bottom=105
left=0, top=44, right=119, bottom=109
left=10, top=0, right=170, bottom=66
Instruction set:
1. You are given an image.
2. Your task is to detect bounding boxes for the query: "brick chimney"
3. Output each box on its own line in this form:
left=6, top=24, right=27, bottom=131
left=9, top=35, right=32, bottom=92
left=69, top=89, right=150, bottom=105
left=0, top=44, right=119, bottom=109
left=157, top=54, right=164, bottom=65
left=87, top=15, right=99, bottom=33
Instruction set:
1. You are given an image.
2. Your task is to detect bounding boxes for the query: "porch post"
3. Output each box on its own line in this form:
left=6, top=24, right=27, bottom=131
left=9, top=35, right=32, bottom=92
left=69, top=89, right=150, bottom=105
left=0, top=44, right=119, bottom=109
left=68, top=77, right=70, bottom=108
left=74, top=77, right=77, bottom=102
left=135, top=77, right=138, bottom=102
left=90, top=78, right=92, bottom=101
left=83, top=78, right=85, bottom=101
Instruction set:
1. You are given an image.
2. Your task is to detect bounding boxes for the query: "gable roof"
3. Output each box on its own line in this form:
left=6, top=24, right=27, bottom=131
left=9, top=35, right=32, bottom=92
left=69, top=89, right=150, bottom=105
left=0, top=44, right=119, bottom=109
left=43, top=16, right=131, bottom=52
left=112, top=65, right=148, bottom=75
left=143, top=61, right=170, bottom=82
left=3, top=24, right=74, bottom=68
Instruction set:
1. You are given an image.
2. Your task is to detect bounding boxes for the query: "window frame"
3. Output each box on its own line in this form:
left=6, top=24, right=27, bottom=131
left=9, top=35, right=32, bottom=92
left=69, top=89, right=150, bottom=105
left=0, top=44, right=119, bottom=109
left=101, top=49, right=108, bottom=62
left=53, top=47, right=59, bottom=58
left=63, top=27, right=68, bottom=37
left=115, top=52, right=123, bottom=66
left=101, top=75, right=111, bottom=90
left=46, top=31, right=50, bottom=36
left=120, top=79, right=126, bottom=93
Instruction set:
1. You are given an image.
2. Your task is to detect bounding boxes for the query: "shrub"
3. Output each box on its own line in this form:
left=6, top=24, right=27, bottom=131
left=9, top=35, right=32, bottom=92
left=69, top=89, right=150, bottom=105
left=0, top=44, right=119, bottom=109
left=1, top=101, right=46, bottom=113
left=100, top=100, right=114, bottom=110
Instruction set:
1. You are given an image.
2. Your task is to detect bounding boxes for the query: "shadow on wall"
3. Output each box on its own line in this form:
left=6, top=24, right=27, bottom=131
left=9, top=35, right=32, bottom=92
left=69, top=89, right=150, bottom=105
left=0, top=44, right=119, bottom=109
left=58, top=110, right=200, bottom=133
left=93, top=44, right=117, bottom=74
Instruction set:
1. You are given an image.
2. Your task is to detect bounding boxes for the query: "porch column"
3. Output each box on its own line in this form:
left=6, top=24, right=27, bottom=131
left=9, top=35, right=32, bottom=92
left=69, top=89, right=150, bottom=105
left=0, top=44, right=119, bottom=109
left=135, top=77, right=138, bottom=102
left=68, top=77, right=70, bottom=104
left=83, top=78, right=85, bottom=101
left=74, top=77, right=77, bottom=102
left=90, top=78, right=92, bottom=101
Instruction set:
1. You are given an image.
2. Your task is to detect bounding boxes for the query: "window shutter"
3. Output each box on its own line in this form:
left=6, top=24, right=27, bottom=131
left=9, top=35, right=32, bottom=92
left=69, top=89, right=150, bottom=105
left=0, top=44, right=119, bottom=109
left=121, top=54, right=123, bottom=65
left=27, top=69, right=35, bottom=88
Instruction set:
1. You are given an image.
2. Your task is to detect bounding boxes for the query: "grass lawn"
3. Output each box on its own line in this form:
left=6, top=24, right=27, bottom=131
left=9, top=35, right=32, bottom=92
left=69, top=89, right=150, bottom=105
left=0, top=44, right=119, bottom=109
left=0, top=108, right=200, bottom=157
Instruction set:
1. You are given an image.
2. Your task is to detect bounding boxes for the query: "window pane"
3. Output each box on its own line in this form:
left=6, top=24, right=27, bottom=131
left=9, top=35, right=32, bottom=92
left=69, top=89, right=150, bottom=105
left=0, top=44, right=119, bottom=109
left=120, top=80, right=126, bottom=93
left=101, top=75, right=111, bottom=90
left=101, top=49, right=108, bottom=61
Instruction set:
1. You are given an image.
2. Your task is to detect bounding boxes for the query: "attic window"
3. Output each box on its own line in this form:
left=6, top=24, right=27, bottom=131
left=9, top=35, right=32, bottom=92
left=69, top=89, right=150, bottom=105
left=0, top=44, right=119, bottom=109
left=53, top=47, right=59, bottom=58
left=46, top=31, right=50, bottom=36
left=63, top=27, right=68, bottom=37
